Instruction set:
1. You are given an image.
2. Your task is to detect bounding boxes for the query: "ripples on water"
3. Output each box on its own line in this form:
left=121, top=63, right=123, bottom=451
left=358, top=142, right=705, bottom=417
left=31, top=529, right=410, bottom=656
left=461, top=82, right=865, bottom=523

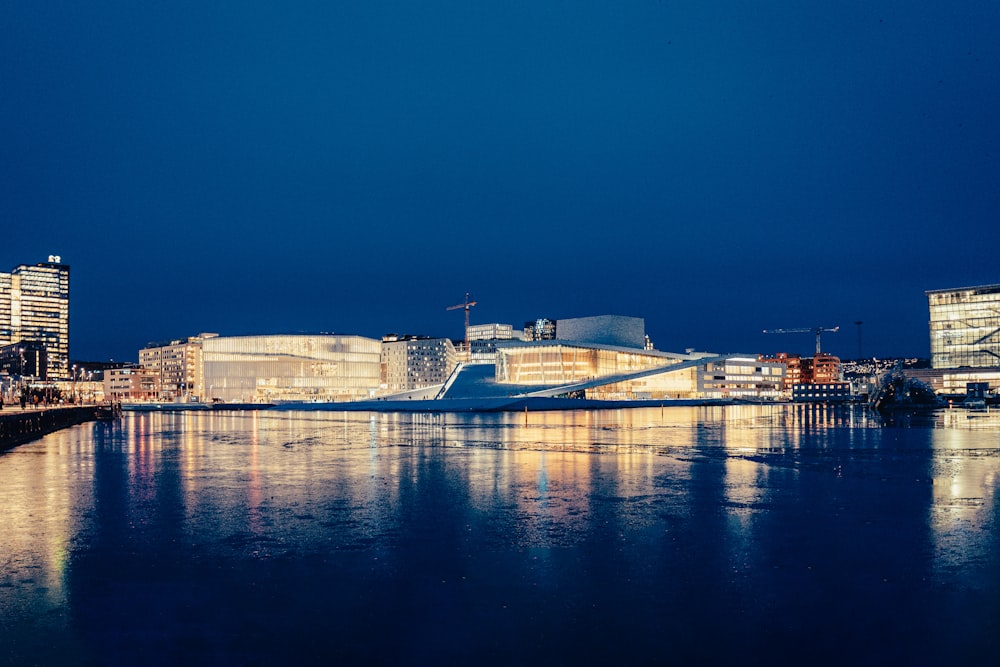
left=1, top=405, right=999, bottom=664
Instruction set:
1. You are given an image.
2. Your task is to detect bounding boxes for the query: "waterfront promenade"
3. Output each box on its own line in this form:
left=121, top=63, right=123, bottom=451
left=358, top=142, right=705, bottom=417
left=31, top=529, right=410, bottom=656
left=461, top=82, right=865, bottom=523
left=0, top=406, right=102, bottom=452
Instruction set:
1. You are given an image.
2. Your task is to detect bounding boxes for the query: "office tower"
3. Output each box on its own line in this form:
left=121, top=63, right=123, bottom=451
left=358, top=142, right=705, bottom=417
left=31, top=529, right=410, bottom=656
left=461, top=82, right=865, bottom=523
left=0, top=256, right=70, bottom=380
left=927, top=283, right=1000, bottom=393
left=927, top=284, right=1000, bottom=369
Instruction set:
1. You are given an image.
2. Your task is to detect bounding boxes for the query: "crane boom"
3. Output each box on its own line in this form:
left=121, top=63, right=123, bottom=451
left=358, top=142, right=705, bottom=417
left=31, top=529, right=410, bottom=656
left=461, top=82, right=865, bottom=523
left=763, top=326, right=840, bottom=356
left=446, top=292, right=477, bottom=353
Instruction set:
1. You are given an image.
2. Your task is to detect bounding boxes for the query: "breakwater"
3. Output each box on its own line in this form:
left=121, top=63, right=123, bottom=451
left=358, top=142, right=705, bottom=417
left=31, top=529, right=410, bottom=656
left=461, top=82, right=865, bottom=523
left=0, top=406, right=100, bottom=452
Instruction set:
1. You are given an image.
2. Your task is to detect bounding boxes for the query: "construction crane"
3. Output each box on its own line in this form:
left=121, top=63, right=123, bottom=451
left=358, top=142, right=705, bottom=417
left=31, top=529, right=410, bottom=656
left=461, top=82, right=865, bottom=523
left=763, top=326, right=840, bottom=356
left=446, top=292, right=477, bottom=353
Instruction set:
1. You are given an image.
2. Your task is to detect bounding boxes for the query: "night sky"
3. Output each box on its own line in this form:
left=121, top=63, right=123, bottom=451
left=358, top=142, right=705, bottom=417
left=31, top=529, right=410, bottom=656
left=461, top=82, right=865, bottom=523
left=3, top=2, right=998, bottom=362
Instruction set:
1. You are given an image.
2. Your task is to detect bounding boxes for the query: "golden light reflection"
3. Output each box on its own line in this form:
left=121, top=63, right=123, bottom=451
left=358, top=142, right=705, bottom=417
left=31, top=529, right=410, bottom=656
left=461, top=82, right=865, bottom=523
left=5, top=402, right=1000, bottom=618
left=0, top=425, right=97, bottom=627
left=926, top=423, right=1000, bottom=585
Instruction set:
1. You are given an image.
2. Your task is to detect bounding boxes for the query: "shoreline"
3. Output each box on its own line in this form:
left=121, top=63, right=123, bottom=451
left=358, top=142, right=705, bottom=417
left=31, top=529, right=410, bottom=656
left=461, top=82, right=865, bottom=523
left=0, top=406, right=103, bottom=452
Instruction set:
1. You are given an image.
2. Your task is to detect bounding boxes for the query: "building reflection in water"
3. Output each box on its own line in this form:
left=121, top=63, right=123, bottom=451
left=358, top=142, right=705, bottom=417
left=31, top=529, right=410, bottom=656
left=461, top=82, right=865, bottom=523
left=929, top=410, right=1000, bottom=587
left=0, top=423, right=99, bottom=660
left=1, top=404, right=1000, bottom=662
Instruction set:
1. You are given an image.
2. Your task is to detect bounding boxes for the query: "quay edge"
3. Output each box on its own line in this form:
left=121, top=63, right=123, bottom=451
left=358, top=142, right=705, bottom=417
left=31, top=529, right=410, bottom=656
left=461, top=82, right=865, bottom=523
left=0, top=407, right=106, bottom=453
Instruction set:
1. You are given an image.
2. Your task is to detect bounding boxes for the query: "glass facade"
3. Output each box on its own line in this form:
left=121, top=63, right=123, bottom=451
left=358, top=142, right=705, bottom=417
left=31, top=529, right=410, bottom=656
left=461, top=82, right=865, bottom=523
left=496, top=343, right=683, bottom=386
left=583, top=366, right=701, bottom=400
left=928, top=285, right=1000, bottom=370
left=497, top=344, right=785, bottom=400
left=0, top=273, right=11, bottom=346
left=941, top=370, right=1000, bottom=394
left=0, top=260, right=70, bottom=380
left=203, top=335, right=381, bottom=403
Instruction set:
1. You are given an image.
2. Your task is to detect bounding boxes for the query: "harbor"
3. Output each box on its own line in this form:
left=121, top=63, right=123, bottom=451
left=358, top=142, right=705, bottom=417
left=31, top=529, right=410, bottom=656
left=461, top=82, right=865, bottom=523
left=3, top=404, right=1000, bottom=664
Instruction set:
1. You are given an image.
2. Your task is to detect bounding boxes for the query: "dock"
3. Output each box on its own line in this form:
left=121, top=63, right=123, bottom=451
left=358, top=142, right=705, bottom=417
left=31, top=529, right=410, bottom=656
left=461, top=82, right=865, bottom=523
left=0, top=406, right=108, bottom=453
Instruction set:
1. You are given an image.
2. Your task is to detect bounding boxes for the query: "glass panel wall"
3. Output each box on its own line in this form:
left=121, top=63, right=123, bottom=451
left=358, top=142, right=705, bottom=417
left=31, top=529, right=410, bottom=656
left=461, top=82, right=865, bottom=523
left=928, top=286, right=1000, bottom=369
left=496, top=344, right=682, bottom=385
left=203, top=335, right=381, bottom=403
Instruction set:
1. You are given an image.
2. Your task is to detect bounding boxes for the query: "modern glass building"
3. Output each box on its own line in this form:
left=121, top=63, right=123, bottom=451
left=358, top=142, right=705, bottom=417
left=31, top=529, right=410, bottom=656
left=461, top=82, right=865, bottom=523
left=496, top=341, right=687, bottom=386
left=927, top=284, right=1000, bottom=370
left=0, top=257, right=70, bottom=380
left=495, top=342, right=784, bottom=400
left=202, top=334, right=381, bottom=403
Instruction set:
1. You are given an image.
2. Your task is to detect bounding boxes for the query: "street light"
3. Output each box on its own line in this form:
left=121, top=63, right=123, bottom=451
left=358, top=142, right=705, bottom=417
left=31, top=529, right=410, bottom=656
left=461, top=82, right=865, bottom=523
left=18, top=347, right=25, bottom=409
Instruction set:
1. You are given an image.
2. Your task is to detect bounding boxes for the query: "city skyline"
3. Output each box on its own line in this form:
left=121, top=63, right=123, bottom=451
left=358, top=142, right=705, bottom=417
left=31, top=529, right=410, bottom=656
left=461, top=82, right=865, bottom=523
left=4, top=2, right=999, bottom=362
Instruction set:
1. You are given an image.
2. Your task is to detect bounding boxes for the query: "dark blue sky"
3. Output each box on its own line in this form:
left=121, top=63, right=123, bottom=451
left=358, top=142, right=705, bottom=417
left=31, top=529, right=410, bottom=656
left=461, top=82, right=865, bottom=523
left=3, top=1, right=998, bottom=361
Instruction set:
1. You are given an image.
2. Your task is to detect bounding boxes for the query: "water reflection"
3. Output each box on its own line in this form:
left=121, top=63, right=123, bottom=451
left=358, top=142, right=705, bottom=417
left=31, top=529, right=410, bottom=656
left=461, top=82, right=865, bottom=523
left=0, top=405, right=998, bottom=663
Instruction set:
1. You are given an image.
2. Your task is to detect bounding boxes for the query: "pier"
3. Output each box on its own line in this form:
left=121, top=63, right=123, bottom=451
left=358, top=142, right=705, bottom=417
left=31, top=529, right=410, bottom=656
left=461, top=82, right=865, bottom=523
left=0, top=406, right=104, bottom=452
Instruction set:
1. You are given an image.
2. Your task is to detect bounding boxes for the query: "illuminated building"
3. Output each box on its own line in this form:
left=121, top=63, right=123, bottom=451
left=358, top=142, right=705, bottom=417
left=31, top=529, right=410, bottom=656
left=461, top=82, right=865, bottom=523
left=466, top=323, right=516, bottom=364
left=202, top=334, right=381, bottom=403
left=927, top=284, right=1000, bottom=392
left=491, top=314, right=784, bottom=400
left=763, top=352, right=842, bottom=392
left=765, top=353, right=802, bottom=390
left=792, top=382, right=852, bottom=402
left=0, top=257, right=70, bottom=380
left=809, top=354, right=842, bottom=383
left=524, top=318, right=556, bottom=341
left=380, top=335, right=457, bottom=394
left=697, top=357, right=786, bottom=399
left=105, top=365, right=160, bottom=401
left=0, top=342, right=46, bottom=378
left=0, top=273, right=9, bottom=345
left=495, top=342, right=784, bottom=400
left=139, top=333, right=218, bottom=400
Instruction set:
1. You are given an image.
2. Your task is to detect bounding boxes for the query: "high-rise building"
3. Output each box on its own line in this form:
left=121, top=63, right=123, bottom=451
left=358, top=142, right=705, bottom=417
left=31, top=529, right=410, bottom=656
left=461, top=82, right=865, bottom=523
left=0, top=256, right=70, bottom=380
left=927, top=283, right=1000, bottom=392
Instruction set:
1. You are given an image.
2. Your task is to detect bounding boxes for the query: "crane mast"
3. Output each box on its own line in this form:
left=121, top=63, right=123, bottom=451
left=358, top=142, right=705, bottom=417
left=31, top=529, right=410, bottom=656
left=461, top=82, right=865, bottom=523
left=446, top=292, right=478, bottom=355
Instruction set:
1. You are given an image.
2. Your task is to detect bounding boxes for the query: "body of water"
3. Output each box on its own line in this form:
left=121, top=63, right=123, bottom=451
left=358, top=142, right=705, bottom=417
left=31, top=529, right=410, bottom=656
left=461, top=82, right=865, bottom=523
left=2, top=405, right=999, bottom=664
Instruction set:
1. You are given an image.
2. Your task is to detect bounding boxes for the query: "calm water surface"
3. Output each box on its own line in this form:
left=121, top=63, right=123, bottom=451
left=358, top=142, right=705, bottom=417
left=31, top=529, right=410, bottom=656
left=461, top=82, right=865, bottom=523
left=2, top=405, right=999, bottom=665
